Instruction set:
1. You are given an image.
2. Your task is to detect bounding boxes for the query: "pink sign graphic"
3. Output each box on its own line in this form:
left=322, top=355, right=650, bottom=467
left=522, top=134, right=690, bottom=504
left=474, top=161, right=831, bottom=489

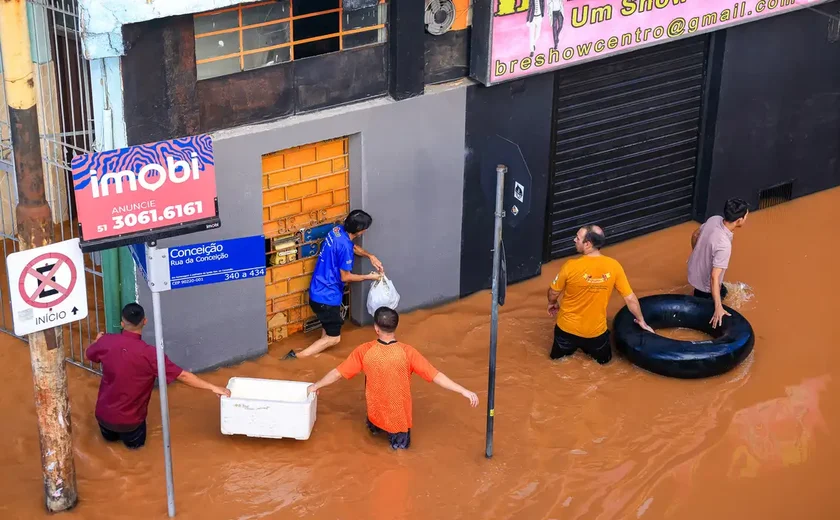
left=71, top=135, right=219, bottom=246
left=477, top=0, right=829, bottom=85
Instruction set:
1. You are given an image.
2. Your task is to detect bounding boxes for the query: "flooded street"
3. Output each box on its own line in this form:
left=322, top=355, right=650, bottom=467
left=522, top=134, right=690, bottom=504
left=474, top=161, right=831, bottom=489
left=2, top=188, right=838, bottom=520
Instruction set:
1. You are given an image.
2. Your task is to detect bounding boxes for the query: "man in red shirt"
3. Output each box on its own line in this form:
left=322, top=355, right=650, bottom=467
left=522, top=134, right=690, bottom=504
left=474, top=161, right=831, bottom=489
left=86, top=303, right=230, bottom=449
left=307, top=307, right=479, bottom=450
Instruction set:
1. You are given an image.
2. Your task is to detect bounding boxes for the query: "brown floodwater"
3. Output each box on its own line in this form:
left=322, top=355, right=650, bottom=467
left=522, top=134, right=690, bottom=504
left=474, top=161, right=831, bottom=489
left=656, top=328, right=714, bottom=342
left=2, top=188, right=839, bottom=520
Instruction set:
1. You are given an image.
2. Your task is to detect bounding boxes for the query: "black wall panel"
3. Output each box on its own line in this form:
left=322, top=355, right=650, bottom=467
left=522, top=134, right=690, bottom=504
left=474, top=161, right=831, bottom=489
left=704, top=4, right=840, bottom=217
left=460, top=74, right=554, bottom=297
left=425, top=29, right=470, bottom=85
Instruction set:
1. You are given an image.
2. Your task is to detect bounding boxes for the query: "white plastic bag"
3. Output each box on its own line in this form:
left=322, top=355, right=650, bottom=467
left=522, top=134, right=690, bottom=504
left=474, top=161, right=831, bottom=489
left=367, top=275, right=401, bottom=317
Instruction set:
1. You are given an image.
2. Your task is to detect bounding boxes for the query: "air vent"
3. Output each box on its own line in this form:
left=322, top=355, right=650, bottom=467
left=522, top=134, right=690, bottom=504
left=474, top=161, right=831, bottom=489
left=758, top=181, right=793, bottom=210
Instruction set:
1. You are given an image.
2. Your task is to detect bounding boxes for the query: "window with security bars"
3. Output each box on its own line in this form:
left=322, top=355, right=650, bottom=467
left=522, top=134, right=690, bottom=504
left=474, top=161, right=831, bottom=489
left=194, top=0, right=388, bottom=81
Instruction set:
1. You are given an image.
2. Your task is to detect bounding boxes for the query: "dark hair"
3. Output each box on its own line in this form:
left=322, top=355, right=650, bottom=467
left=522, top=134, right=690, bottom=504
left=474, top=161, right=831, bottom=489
left=344, top=210, right=373, bottom=234
left=374, top=307, right=399, bottom=333
left=723, top=198, right=749, bottom=222
left=122, top=303, right=145, bottom=327
left=582, top=225, right=606, bottom=250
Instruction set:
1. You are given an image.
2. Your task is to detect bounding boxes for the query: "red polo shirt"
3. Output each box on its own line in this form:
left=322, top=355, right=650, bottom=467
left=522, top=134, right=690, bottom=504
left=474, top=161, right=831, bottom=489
left=86, top=330, right=183, bottom=430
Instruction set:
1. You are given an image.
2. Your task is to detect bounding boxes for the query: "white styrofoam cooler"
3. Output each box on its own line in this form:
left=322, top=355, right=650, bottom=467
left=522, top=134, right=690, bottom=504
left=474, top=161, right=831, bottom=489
left=220, top=377, right=317, bottom=440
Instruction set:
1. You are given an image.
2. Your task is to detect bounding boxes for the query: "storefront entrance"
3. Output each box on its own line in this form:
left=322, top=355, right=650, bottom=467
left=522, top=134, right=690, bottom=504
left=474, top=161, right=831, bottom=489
left=545, top=36, right=710, bottom=259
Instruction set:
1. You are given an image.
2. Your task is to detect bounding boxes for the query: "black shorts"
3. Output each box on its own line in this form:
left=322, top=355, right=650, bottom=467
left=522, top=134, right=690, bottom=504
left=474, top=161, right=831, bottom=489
left=310, top=301, right=344, bottom=337
left=693, top=284, right=728, bottom=301
left=366, top=418, right=411, bottom=450
left=550, top=326, right=612, bottom=364
left=98, top=421, right=147, bottom=449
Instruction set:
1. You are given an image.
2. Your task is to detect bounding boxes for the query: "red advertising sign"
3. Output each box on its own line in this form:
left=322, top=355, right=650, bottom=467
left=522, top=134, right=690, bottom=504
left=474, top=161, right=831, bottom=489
left=71, top=135, right=220, bottom=251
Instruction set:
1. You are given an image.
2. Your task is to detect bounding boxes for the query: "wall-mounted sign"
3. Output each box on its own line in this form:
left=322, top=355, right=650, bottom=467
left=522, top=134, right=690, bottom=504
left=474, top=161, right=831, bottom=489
left=6, top=239, right=89, bottom=336
left=471, top=0, right=830, bottom=85
left=136, top=235, right=266, bottom=293
left=71, top=134, right=221, bottom=252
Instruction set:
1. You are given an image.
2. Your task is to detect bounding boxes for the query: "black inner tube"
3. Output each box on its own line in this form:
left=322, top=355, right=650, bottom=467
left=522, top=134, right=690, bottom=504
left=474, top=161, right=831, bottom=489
left=613, top=294, right=755, bottom=379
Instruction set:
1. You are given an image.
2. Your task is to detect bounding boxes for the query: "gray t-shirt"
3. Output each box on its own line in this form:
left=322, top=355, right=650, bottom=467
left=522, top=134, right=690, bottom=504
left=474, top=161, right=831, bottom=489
left=687, top=215, right=733, bottom=293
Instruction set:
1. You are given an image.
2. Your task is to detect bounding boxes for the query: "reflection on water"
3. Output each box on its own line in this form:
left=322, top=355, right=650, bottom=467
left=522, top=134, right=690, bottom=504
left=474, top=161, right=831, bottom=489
left=656, top=328, right=714, bottom=342
left=1, top=188, right=839, bottom=519
left=727, top=375, right=830, bottom=479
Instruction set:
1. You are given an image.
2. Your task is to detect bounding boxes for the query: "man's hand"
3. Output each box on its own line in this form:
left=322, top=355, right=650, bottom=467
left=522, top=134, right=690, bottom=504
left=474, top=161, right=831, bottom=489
left=547, top=302, right=560, bottom=317
left=95, top=332, right=105, bottom=342
left=307, top=384, right=319, bottom=396
left=365, top=272, right=382, bottom=282
left=710, top=305, right=731, bottom=329
left=635, top=319, right=655, bottom=333
left=369, top=255, right=384, bottom=274
left=462, top=389, right=479, bottom=407
left=213, top=385, right=232, bottom=398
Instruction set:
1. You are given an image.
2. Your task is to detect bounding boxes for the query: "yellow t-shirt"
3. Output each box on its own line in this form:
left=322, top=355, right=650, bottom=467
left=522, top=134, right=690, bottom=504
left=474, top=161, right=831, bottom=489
left=550, top=255, right=633, bottom=338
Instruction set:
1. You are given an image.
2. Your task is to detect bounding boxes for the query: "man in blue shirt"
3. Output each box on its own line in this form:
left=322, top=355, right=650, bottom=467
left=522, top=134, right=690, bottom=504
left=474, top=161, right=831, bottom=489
left=285, top=210, right=384, bottom=359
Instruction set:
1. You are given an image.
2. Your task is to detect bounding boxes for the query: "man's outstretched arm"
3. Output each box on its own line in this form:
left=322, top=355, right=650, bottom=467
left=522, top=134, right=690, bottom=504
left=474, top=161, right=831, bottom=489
left=432, top=373, right=479, bottom=407
left=307, top=368, right=343, bottom=395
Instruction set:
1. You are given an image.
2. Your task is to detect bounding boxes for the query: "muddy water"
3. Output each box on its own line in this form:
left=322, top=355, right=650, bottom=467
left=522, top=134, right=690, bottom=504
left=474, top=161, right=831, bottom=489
left=2, top=189, right=839, bottom=520
left=656, top=328, right=714, bottom=342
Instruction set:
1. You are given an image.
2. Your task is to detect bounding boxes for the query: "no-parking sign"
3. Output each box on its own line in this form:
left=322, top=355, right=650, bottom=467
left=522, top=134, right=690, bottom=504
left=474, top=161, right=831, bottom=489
left=6, top=238, right=89, bottom=336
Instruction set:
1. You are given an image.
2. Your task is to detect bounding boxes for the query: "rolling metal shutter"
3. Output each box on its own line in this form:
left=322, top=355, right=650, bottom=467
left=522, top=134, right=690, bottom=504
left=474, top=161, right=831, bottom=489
left=546, top=36, right=709, bottom=260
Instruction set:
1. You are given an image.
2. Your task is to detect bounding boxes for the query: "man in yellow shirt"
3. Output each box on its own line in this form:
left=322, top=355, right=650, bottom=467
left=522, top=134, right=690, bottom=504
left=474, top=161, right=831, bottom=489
left=547, top=225, right=654, bottom=364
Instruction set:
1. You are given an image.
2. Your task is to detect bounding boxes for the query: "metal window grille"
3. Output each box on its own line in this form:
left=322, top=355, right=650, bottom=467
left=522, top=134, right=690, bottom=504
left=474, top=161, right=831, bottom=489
left=0, top=0, right=105, bottom=374
left=194, top=0, right=388, bottom=80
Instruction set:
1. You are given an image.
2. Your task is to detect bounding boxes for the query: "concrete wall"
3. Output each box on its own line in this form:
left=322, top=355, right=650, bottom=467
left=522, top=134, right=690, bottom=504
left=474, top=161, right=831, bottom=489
left=138, top=83, right=467, bottom=372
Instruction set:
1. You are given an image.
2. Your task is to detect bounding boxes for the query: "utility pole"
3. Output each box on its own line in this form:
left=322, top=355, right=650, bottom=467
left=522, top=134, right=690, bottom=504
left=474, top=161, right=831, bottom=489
left=0, top=0, right=78, bottom=512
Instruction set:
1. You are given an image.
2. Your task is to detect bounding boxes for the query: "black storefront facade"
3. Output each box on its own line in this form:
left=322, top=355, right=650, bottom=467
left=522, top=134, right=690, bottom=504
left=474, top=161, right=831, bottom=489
left=460, top=1, right=840, bottom=297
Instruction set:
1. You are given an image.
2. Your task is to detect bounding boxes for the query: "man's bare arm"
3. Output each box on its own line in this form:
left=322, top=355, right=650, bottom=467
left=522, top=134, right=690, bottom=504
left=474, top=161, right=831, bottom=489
left=308, top=368, right=343, bottom=395
left=622, top=293, right=654, bottom=333
left=340, top=270, right=380, bottom=283
left=547, top=287, right=562, bottom=317
left=353, top=244, right=383, bottom=272
left=709, top=268, right=730, bottom=328
left=176, top=371, right=230, bottom=397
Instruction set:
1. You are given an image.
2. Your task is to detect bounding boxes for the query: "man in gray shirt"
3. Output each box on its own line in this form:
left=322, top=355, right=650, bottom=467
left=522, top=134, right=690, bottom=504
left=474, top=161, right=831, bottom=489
left=687, top=198, right=749, bottom=328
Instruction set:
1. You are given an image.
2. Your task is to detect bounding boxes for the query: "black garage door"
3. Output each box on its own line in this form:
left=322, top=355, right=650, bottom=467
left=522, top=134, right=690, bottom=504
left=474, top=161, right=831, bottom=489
left=546, top=36, right=709, bottom=260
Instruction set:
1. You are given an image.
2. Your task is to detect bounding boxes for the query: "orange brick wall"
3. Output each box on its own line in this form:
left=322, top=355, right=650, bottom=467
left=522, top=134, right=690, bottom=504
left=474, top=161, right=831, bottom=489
left=262, top=137, right=351, bottom=343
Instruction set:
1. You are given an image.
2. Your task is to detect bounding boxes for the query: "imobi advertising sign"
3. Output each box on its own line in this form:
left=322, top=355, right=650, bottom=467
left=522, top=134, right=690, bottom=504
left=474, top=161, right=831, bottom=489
left=71, top=134, right=221, bottom=251
left=471, top=0, right=831, bottom=85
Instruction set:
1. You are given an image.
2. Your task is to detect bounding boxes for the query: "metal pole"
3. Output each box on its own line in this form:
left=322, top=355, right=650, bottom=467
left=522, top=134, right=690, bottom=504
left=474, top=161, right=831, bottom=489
left=485, top=164, right=506, bottom=459
left=148, top=243, right=176, bottom=517
left=0, top=0, right=78, bottom=510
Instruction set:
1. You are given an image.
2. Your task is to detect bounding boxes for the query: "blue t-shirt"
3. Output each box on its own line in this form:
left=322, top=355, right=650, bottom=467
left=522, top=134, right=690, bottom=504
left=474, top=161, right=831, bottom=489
left=309, top=226, right=354, bottom=306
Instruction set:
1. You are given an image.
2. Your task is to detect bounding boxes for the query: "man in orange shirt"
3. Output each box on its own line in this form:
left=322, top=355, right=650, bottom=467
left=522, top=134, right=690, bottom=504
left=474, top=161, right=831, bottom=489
left=307, top=307, right=479, bottom=450
left=547, top=225, right=654, bottom=364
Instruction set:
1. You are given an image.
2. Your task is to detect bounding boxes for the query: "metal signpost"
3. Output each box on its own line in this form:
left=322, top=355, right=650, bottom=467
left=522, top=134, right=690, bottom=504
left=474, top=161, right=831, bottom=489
left=484, top=154, right=528, bottom=458
left=72, top=134, right=223, bottom=517
left=137, top=234, right=266, bottom=515
left=485, top=165, right=506, bottom=459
